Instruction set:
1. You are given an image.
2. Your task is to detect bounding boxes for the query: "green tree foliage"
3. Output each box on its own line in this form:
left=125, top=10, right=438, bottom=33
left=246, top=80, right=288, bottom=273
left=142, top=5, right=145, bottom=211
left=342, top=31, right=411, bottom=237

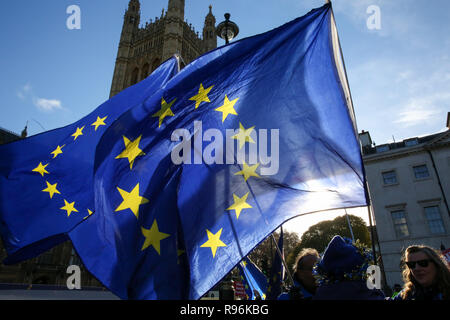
left=287, top=215, right=372, bottom=274
left=246, top=230, right=301, bottom=276
left=299, top=214, right=371, bottom=253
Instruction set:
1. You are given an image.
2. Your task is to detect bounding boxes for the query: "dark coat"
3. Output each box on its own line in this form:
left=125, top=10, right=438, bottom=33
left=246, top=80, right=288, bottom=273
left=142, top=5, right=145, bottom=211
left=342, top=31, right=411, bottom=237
left=312, top=280, right=385, bottom=300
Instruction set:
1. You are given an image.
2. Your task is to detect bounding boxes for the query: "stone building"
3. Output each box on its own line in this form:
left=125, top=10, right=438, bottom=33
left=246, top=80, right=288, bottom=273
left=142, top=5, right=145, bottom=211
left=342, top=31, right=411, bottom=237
left=110, top=0, right=217, bottom=97
left=360, top=116, right=450, bottom=288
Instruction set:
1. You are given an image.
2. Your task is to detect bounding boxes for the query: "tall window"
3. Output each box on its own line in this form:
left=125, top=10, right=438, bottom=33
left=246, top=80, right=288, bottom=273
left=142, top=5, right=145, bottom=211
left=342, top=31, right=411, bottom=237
left=391, top=210, right=409, bottom=238
left=424, top=206, right=445, bottom=234
left=141, top=63, right=150, bottom=81
left=413, top=164, right=430, bottom=179
left=130, top=67, right=139, bottom=86
left=382, top=170, right=397, bottom=185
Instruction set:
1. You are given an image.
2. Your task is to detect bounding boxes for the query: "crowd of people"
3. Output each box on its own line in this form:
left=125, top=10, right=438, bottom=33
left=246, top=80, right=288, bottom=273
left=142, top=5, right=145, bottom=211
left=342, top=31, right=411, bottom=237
left=277, top=235, right=450, bottom=300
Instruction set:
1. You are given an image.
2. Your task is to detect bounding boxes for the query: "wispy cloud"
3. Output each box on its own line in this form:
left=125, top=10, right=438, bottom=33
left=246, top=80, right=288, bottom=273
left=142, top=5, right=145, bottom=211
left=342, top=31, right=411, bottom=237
left=33, top=98, right=63, bottom=112
left=394, top=102, right=441, bottom=128
left=17, top=83, right=32, bottom=100
left=16, top=83, right=64, bottom=112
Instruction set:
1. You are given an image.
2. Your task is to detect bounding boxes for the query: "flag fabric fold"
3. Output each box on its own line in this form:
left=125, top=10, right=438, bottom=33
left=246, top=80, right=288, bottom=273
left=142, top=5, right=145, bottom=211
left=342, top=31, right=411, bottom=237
left=237, top=257, right=268, bottom=300
left=68, top=3, right=367, bottom=300
left=0, top=57, right=180, bottom=264
left=1, top=2, right=368, bottom=300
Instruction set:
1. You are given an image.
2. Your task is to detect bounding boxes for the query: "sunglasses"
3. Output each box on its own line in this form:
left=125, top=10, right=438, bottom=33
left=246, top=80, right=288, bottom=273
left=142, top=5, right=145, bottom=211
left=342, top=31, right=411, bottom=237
left=405, top=259, right=433, bottom=269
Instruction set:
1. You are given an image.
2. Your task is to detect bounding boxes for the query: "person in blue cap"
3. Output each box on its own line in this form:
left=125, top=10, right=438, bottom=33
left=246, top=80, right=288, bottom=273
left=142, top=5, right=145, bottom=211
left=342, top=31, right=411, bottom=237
left=312, top=235, right=385, bottom=300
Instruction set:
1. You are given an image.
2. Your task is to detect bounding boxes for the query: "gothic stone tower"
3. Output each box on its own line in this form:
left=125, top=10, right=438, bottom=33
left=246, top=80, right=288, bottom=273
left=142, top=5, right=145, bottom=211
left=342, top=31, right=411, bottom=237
left=110, top=0, right=217, bottom=98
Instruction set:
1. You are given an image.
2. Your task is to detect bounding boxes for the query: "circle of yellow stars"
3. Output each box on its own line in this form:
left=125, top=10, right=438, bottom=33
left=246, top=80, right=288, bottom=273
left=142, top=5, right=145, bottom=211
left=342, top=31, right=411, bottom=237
left=31, top=114, right=109, bottom=220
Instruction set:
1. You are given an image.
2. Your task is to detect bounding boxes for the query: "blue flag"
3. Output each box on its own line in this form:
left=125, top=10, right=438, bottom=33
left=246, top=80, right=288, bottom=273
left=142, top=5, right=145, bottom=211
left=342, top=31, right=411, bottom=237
left=267, top=228, right=285, bottom=299
left=68, top=3, right=367, bottom=300
left=0, top=57, right=179, bottom=264
left=238, top=257, right=268, bottom=300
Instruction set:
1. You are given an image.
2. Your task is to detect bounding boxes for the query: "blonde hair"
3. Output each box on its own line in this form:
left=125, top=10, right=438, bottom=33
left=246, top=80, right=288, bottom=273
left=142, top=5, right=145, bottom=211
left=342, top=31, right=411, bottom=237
left=400, top=245, right=450, bottom=300
left=295, top=248, right=320, bottom=272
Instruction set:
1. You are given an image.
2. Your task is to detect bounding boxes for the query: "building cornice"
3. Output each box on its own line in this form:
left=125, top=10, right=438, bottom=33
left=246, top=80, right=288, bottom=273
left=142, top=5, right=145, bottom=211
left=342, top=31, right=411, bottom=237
left=363, top=130, right=450, bottom=164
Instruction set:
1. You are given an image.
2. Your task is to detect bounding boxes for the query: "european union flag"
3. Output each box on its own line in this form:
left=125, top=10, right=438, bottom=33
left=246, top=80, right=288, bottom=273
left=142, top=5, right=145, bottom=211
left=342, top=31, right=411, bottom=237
left=237, top=257, right=268, bottom=300
left=266, top=228, right=285, bottom=300
left=0, top=57, right=179, bottom=264
left=68, top=3, right=367, bottom=300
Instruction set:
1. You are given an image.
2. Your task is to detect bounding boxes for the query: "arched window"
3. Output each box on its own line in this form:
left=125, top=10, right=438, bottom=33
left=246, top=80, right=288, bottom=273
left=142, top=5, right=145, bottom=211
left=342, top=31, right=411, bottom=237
left=152, top=59, right=161, bottom=72
left=141, top=63, right=150, bottom=80
left=130, top=67, right=139, bottom=86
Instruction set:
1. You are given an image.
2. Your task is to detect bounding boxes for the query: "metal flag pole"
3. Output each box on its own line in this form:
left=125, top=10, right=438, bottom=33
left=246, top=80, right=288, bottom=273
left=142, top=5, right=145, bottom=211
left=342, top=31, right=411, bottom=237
left=270, top=227, right=295, bottom=286
left=344, top=209, right=355, bottom=242
left=327, top=0, right=379, bottom=265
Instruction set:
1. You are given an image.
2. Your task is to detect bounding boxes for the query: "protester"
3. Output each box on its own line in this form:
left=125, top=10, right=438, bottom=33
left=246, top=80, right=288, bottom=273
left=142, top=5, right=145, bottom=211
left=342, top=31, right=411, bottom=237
left=278, top=248, right=320, bottom=300
left=312, top=235, right=385, bottom=300
left=393, top=245, right=450, bottom=300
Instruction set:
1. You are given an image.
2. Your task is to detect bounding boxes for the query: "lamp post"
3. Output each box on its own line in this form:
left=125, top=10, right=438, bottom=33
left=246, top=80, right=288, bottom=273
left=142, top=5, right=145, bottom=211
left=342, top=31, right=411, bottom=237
left=216, top=13, right=239, bottom=45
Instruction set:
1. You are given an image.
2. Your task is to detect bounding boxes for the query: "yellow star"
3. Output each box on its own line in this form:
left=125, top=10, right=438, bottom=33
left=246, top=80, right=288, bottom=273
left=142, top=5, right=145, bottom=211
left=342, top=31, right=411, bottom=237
left=232, top=122, right=256, bottom=149
left=83, top=209, right=94, bottom=220
left=60, top=199, right=78, bottom=217
left=32, top=162, right=49, bottom=177
left=200, top=228, right=227, bottom=258
left=71, top=126, right=85, bottom=141
left=152, top=97, right=176, bottom=128
left=115, top=183, right=149, bottom=219
left=226, top=192, right=252, bottom=219
left=115, top=135, right=146, bottom=170
left=189, top=83, right=214, bottom=109
left=141, top=220, right=170, bottom=254
left=91, top=116, right=107, bottom=131
left=215, top=95, right=238, bottom=123
left=235, top=162, right=261, bottom=181
left=42, top=181, right=61, bottom=199
left=241, top=260, right=247, bottom=268
left=50, top=145, right=65, bottom=159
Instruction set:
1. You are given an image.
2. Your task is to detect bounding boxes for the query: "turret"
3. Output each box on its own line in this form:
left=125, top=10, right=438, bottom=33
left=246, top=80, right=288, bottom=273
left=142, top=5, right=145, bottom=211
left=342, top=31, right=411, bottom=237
left=162, top=0, right=185, bottom=61
left=110, top=0, right=141, bottom=98
left=203, top=5, right=217, bottom=52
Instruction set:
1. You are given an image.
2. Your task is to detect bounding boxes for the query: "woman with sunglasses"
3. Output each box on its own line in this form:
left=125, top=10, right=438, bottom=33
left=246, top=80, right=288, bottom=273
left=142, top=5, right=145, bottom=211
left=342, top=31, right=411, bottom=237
left=393, top=245, right=450, bottom=300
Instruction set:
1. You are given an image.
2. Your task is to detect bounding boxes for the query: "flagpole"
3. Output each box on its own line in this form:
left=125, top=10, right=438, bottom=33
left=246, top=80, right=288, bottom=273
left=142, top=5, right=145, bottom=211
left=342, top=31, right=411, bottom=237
left=269, top=229, right=295, bottom=286
left=327, top=1, right=379, bottom=266
left=344, top=209, right=355, bottom=242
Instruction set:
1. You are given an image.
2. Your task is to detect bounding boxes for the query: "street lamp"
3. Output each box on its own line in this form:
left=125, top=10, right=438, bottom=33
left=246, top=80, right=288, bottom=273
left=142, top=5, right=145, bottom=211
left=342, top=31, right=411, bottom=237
left=216, top=13, right=239, bottom=45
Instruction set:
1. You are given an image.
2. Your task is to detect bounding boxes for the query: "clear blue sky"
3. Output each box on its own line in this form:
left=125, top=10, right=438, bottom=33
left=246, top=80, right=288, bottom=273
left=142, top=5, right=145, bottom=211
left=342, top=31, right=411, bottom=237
left=1, top=0, right=449, bottom=236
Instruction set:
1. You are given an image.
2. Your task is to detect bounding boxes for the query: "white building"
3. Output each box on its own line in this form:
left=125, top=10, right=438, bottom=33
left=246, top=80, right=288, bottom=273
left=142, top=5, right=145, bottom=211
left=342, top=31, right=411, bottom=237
left=360, top=116, right=450, bottom=287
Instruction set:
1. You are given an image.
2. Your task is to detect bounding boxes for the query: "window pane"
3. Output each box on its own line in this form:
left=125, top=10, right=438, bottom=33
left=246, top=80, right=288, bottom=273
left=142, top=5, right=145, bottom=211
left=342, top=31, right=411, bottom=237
left=425, top=206, right=445, bottom=234
left=396, top=224, right=410, bottom=237
left=391, top=210, right=409, bottom=238
left=376, top=145, right=390, bottom=153
left=425, top=206, right=439, bottom=218
left=383, top=171, right=397, bottom=184
left=405, top=139, right=418, bottom=147
left=413, top=165, right=429, bottom=179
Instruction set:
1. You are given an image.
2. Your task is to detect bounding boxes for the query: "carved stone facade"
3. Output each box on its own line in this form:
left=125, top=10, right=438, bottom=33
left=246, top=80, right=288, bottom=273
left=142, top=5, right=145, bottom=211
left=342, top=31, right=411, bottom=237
left=110, top=0, right=217, bottom=98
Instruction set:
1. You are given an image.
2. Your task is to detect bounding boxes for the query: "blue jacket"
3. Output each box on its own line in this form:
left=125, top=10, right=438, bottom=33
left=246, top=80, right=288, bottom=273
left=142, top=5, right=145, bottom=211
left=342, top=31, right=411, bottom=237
left=278, top=281, right=314, bottom=300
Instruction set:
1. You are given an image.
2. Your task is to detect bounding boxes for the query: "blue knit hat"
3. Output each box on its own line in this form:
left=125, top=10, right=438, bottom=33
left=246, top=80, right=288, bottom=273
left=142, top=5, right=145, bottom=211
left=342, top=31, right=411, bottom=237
left=313, top=235, right=372, bottom=285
